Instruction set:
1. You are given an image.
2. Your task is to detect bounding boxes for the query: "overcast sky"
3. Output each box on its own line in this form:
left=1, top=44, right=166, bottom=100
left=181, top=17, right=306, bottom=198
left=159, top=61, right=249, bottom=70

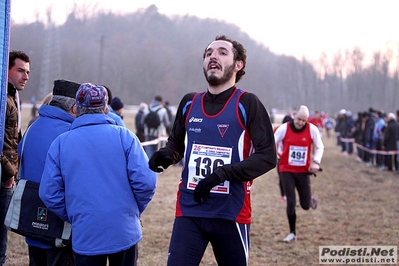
left=10, top=0, right=399, bottom=63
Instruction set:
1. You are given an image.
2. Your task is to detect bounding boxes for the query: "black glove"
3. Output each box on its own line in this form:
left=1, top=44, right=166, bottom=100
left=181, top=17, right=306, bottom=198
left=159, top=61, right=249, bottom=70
left=193, top=173, right=223, bottom=203
left=148, top=150, right=173, bottom=173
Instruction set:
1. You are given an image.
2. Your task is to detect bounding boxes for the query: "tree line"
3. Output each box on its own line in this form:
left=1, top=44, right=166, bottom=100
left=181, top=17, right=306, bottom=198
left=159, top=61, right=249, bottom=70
left=10, top=5, right=399, bottom=115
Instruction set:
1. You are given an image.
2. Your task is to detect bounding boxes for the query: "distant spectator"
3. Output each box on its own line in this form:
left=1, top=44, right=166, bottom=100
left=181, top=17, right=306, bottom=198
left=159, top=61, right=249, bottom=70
left=111, top=97, right=124, bottom=119
left=323, top=115, right=334, bottom=138
left=270, top=108, right=277, bottom=124
left=135, top=102, right=147, bottom=142
left=41, top=92, right=53, bottom=105
left=142, top=95, right=170, bottom=157
left=372, top=111, right=386, bottom=167
left=27, top=92, right=53, bottom=127
left=282, top=107, right=296, bottom=124
left=335, top=109, right=346, bottom=148
left=353, top=112, right=365, bottom=162
left=396, top=110, right=399, bottom=173
left=308, top=110, right=324, bottom=137
left=30, top=96, right=38, bottom=120
left=164, top=101, right=174, bottom=136
left=362, top=111, right=375, bottom=165
left=343, top=111, right=355, bottom=155
left=381, top=113, right=397, bottom=171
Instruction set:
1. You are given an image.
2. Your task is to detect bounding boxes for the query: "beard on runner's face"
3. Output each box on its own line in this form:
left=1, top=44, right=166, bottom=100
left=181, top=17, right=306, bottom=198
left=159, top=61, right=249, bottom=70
left=204, top=61, right=235, bottom=87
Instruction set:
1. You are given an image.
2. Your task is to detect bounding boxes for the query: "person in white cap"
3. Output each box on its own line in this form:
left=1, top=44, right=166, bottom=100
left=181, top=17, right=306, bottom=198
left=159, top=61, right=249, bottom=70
left=274, top=105, right=324, bottom=243
left=335, top=109, right=346, bottom=148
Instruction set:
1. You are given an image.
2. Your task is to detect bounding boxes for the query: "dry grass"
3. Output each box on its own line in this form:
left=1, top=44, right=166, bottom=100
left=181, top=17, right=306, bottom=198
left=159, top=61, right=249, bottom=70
left=5, top=107, right=399, bottom=265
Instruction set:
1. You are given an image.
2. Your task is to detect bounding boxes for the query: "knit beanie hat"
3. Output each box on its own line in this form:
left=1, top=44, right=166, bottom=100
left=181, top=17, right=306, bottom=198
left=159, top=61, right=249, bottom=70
left=111, top=97, right=124, bottom=110
left=76, top=83, right=108, bottom=109
left=52, top=80, right=80, bottom=98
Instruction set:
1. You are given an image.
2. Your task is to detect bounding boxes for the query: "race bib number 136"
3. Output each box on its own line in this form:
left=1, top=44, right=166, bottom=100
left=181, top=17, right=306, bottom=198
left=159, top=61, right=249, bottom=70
left=187, top=144, right=231, bottom=194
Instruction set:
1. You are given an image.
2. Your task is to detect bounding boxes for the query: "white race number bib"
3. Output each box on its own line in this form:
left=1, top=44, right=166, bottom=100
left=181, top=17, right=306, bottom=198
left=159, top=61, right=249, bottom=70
left=288, top=145, right=308, bottom=166
left=187, top=143, right=231, bottom=194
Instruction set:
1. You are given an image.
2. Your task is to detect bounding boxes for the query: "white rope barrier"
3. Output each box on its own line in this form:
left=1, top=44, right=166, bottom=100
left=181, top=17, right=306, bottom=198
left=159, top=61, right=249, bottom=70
left=339, top=137, right=399, bottom=155
left=141, top=136, right=169, bottom=147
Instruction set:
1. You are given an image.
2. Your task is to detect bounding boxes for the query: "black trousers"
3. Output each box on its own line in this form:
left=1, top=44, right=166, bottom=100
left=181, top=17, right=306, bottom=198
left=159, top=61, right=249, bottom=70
left=384, top=153, right=397, bottom=171
left=280, top=172, right=312, bottom=215
left=280, top=172, right=312, bottom=234
left=28, top=244, right=75, bottom=266
left=74, top=244, right=138, bottom=266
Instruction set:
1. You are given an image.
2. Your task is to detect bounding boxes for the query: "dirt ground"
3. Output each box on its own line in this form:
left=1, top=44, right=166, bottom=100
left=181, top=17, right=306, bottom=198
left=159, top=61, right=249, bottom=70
left=4, top=107, right=399, bottom=265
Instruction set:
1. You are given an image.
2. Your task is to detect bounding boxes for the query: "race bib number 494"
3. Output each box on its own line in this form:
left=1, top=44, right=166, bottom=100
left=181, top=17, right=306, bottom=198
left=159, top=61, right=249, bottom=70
left=288, top=145, right=308, bottom=166
left=187, top=144, right=231, bottom=194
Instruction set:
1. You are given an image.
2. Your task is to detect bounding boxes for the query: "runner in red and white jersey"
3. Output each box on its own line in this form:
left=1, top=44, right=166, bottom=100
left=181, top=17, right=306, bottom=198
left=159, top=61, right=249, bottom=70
left=274, top=105, right=324, bottom=243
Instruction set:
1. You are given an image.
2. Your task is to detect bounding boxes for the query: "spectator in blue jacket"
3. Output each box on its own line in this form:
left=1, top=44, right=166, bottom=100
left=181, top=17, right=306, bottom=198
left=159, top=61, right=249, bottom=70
left=362, top=111, right=375, bottom=165
left=372, top=111, right=387, bottom=167
left=39, top=83, right=157, bottom=266
left=18, top=79, right=80, bottom=266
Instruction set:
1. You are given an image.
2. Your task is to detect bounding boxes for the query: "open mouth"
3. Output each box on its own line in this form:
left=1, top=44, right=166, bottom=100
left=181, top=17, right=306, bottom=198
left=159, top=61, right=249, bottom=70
left=208, top=62, right=221, bottom=71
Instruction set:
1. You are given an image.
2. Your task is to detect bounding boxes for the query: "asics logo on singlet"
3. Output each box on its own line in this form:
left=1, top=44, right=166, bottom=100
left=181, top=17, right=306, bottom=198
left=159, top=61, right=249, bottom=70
left=189, top=117, right=203, bottom=123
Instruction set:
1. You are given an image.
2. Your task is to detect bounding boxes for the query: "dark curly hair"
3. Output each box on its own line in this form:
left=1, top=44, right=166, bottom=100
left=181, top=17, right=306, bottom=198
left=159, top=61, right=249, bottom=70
left=9, top=50, right=30, bottom=69
left=204, top=35, right=247, bottom=83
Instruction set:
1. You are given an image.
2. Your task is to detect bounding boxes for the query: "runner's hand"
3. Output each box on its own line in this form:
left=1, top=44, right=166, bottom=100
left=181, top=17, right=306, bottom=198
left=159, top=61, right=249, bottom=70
left=148, top=150, right=172, bottom=173
left=309, top=162, right=320, bottom=174
left=194, top=173, right=222, bottom=203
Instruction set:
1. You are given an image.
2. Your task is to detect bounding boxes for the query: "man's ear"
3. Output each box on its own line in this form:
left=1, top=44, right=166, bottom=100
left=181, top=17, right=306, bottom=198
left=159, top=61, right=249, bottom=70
left=71, top=104, right=77, bottom=117
left=235, top=60, right=244, bottom=71
left=105, top=105, right=109, bottom=114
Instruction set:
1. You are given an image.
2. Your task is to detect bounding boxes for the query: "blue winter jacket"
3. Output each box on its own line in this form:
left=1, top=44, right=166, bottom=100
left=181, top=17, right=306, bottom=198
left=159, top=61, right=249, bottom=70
left=39, top=114, right=157, bottom=255
left=18, top=105, right=75, bottom=248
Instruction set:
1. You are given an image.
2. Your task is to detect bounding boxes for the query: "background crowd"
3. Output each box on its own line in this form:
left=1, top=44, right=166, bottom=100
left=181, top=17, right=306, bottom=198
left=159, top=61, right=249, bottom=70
left=332, top=108, right=399, bottom=172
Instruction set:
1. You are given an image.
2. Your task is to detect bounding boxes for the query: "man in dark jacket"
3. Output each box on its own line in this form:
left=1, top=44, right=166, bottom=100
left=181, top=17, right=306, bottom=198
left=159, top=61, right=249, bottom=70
left=382, top=113, right=398, bottom=171
left=0, top=50, right=30, bottom=265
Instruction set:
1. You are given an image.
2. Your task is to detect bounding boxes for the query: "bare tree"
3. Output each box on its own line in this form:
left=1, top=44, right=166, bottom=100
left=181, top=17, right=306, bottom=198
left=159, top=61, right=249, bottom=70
left=332, top=50, right=345, bottom=100
left=69, top=0, right=100, bottom=23
left=347, top=47, right=365, bottom=109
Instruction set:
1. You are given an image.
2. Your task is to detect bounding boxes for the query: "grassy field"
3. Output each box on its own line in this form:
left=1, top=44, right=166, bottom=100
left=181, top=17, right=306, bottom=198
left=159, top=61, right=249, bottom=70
left=4, top=106, right=399, bottom=265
